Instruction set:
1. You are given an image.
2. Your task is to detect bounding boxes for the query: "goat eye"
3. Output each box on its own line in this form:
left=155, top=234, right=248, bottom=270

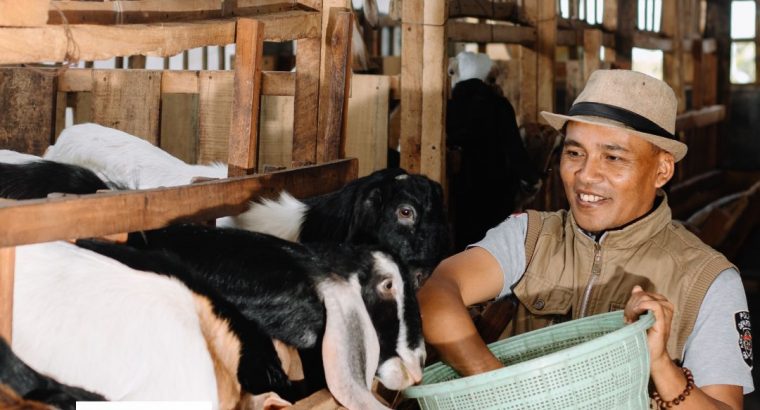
left=377, top=278, right=396, bottom=299
left=396, top=205, right=416, bottom=225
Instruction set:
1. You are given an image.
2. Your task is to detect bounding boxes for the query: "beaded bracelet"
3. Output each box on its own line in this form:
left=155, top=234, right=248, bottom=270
left=651, top=367, right=695, bottom=408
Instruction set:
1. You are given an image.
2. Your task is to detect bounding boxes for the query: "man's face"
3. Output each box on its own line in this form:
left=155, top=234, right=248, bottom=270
left=560, top=121, right=673, bottom=233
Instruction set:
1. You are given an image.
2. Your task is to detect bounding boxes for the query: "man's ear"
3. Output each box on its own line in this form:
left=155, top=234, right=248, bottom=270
left=654, top=151, right=675, bottom=188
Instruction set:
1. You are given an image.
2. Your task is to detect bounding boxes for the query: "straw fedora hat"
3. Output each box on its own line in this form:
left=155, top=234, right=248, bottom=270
left=541, top=69, right=687, bottom=162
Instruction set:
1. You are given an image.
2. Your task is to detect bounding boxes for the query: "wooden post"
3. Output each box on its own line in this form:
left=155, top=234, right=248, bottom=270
left=523, top=0, right=555, bottom=121
left=292, top=37, right=321, bottom=167
left=583, top=29, right=602, bottom=83
left=615, top=0, right=636, bottom=69
left=228, top=18, right=265, bottom=177
left=129, top=55, right=147, bottom=69
left=0, top=247, right=15, bottom=343
left=663, top=0, right=686, bottom=113
left=400, top=0, right=447, bottom=182
left=316, top=8, right=353, bottom=163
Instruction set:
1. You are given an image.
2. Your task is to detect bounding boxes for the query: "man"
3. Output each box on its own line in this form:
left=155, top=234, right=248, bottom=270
left=419, top=70, right=753, bottom=409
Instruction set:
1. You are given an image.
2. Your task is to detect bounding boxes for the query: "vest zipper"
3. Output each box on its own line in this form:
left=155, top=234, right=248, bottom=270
left=579, top=242, right=602, bottom=318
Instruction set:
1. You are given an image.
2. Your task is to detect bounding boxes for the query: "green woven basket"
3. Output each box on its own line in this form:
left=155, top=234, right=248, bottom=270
left=403, top=310, right=654, bottom=410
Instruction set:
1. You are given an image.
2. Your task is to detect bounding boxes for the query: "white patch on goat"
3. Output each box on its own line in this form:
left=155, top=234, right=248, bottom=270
left=394, top=174, right=409, bottom=180
left=371, top=252, right=425, bottom=391
left=224, top=192, right=306, bottom=242
left=0, top=150, right=41, bottom=164
left=45, top=123, right=227, bottom=189
left=13, top=242, right=219, bottom=405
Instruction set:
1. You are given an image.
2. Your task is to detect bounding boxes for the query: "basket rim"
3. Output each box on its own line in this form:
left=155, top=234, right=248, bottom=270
left=403, top=310, right=654, bottom=399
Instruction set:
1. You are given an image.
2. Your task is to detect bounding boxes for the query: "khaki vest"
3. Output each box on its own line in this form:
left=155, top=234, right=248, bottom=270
left=502, top=194, right=735, bottom=361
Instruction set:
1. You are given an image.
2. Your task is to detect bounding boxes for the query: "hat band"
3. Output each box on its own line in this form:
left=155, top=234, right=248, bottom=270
left=568, top=102, right=675, bottom=140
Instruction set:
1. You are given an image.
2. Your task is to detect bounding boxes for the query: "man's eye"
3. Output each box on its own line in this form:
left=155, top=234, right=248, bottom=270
left=564, top=150, right=581, bottom=157
left=607, top=155, right=620, bottom=161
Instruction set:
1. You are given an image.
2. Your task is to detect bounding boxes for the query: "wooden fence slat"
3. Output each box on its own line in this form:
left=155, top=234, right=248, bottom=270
left=160, top=93, right=200, bottom=163
left=420, top=24, right=446, bottom=182
left=91, top=70, right=162, bottom=144
left=228, top=19, right=265, bottom=177
left=0, top=247, right=15, bottom=344
left=198, top=71, right=234, bottom=163
left=316, top=8, right=352, bottom=163
left=292, top=37, right=321, bottom=166
left=0, top=0, right=47, bottom=27
left=583, top=28, right=602, bottom=83
left=259, top=95, right=295, bottom=169
left=400, top=21, right=423, bottom=174
left=345, top=75, right=390, bottom=177
left=0, top=159, right=357, bottom=248
left=0, top=68, right=56, bottom=156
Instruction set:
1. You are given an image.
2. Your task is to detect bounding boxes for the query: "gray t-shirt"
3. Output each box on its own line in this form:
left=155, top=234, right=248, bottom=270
left=473, top=213, right=755, bottom=394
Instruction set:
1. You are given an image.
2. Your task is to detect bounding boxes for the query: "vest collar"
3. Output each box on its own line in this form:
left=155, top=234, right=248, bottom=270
left=569, top=191, right=672, bottom=249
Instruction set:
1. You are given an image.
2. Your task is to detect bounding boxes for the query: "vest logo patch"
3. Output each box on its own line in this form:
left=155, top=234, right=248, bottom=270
left=735, top=311, right=753, bottom=368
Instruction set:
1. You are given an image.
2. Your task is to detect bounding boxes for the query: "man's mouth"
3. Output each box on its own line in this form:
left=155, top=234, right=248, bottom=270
left=577, top=192, right=609, bottom=204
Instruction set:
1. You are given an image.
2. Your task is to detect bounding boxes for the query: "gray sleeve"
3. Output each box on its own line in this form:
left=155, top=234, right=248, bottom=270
left=682, top=268, right=754, bottom=394
left=467, top=213, right=528, bottom=299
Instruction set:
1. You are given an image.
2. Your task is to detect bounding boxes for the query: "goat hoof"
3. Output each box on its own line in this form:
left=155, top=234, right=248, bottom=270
left=238, top=355, right=291, bottom=395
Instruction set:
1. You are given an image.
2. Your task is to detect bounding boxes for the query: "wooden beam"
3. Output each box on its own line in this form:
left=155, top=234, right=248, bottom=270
left=292, top=37, right=321, bottom=166
left=0, top=0, right=47, bottom=27
left=316, top=8, right=352, bottom=163
left=448, top=0, right=518, bottom=21
left=0, top=247, right=14, bottom=343
left=446, top=21, right=536, bottom=46
left=662, top=0, right=686, bottom=113
left=228, top=19, right=265, bottom=177
left=633, top=30, right=674, bottom=51
left=615, top=0, right=636, bottom=68
left=49, top=0, right=302, bottom=25
left=0, top=68, right=56, bottom=156
left=59, top=69, right=294, bottom=96
left=675, top=105, right=725, bottom=131
left=91, top=70, right=162, bottom=144
left=0, top=159, right=357, bottom=248
left=535, top=0, right=556, bottom=122
left=420, top=24, right=446, bottom=181
left=603, top=0, right=618, bottom=32
left=0, top=12, right=320, bottom=65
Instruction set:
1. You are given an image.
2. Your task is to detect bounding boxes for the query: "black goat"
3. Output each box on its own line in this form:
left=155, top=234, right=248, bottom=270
left=78, top=223, right=425, bottom=409
left=447, top=78, right=542, bottom=251
left=0, top=337, right=105, bottom=410
left=233, top=167, right=451, bottom=287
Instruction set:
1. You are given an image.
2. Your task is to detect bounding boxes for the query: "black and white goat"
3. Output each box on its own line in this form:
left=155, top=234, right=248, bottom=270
left=77, top=223, right=425, bottom=409
left=446, top=51, right=542, bottom=250
left=0, top=337, right=105, bottom=410
left=232, top=167, right=451, bottom=286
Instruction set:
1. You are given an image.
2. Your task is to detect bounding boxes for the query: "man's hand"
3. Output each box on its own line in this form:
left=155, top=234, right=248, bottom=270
left=623, top=285, right=674, bottom=369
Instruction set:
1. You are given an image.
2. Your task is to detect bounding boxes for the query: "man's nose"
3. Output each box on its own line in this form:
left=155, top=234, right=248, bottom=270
left=576, top=157, right=603, bottom=184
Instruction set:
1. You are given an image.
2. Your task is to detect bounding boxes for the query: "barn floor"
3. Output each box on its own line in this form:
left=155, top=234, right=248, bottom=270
left=739, top=226, right=760, bottom=408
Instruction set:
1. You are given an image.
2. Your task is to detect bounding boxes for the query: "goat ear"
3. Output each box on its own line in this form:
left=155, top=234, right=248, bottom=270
left=318, top=277, right=390, bottom=410
left=347, top=187, right=382, bottom=242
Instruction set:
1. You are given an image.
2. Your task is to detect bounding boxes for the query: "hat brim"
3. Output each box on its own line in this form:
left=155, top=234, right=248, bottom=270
left=540, top=111, right=687, bottom=162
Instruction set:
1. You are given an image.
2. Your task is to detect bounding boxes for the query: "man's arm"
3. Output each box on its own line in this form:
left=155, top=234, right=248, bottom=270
left=418, top=247, right=506, bottom=376
left=625, top=286, right=744, bottom=409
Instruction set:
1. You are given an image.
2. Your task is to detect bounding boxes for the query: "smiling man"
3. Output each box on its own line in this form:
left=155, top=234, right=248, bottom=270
left=419, top=70, right=753, bottom=409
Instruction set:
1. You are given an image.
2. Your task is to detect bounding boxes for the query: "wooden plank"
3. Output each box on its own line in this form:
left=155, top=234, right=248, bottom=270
left=345, top=75, right=390, bottom=177
left=228, top=19, right=265, bottom=177
left=0, top=20, right=237, bottom=65
left=0, top=68, right=55, bottom=156
left=448, top=0, right=517, bottom=21
left=602, top=0, right=618, bottom=32
left=0, top=247, right=14, bottom=343
left=50, top=0, right=301, bottom=25
left=64, top=69, right=293, bottom=95
left=0, top=0, right=47, bottom=27
left=518, top=45, right=538, bottom=124
left=292, top=37, right=321, bottom=166
left=72, top=92, right=92, bottom=125
left=259, top=96, right=295, bottom=169
left=691, top=38, right=704, bottom=109
left=198, top=71, right=234, bottom=163
left=446, top=21, right=536, bottom=46
left=91, top=70, right=162, bottom=144
left=583, top=29, right=602, bottom=83
left=0, top=12, right=320, bottom=65
left=675, top=105, right=725, bottom=131
left=160, top=93, right=200, bottom=164
left=316, top=8, right=352, bottom=163
left=420, top=24, right=446, bottom=182
left=400, top=21, right=423, bottom=173
left=54, top=91, right=67, bottom=141
left=662, top=0, right=686, bottom=113
left=0, top=160, right=358, bottom=247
